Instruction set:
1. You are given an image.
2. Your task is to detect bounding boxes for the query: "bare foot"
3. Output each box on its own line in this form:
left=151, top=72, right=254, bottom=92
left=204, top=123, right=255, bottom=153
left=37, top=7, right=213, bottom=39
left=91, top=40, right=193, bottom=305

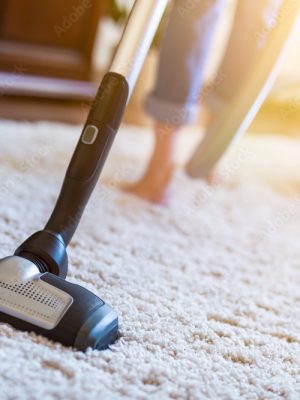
left=122, top=122, right=179, bottom=204
left=123, top=165, right=174, bottom=204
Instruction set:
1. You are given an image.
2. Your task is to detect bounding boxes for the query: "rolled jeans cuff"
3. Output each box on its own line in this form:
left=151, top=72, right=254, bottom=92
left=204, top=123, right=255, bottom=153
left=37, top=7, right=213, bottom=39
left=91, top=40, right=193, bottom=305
left=144, top=93, right=199, bottom=127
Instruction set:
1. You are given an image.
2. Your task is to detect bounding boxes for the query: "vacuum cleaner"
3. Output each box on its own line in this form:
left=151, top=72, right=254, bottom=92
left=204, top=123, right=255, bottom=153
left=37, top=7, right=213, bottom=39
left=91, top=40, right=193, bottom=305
left=0, top=0, right=169, bottom=351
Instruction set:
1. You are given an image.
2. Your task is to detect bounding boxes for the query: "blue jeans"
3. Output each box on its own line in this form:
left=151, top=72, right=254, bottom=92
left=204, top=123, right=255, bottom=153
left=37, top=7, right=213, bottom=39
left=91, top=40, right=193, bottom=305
left=145, top=0, right=283, bottom=126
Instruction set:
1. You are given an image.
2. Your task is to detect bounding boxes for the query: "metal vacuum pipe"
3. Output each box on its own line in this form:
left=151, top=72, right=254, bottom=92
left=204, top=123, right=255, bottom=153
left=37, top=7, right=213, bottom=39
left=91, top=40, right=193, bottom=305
left=110, top=0, right=169, bottom=98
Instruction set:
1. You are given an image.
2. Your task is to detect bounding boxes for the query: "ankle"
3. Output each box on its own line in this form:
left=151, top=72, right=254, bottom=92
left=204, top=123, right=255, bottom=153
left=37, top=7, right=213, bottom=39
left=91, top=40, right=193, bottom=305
left=145, top=162, right=175, bottom=182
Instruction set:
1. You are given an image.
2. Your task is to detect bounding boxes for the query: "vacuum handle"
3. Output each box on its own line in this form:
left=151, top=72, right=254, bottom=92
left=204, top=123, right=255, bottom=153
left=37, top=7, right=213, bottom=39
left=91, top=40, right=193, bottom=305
left=45, top=73, right=129, bottom=245
left=66, top=73, right=128, bottom=181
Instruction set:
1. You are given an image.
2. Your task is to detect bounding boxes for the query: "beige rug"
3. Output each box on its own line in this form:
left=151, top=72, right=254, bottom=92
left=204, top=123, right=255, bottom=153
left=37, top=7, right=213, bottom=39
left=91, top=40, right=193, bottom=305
left=1, top=120, right=300, bottom=399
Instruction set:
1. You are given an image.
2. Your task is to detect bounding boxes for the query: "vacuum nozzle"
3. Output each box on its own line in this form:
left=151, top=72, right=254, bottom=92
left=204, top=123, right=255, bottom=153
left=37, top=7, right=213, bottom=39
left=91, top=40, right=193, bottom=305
left=0, top=256, right=118, bottom=350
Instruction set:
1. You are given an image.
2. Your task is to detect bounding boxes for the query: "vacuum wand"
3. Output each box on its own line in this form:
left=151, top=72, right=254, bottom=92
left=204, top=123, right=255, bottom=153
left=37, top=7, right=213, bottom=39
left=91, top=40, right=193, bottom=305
left=0, top=0, right=169, bottom=351
left=45, top=0, right=169, bottom=247
left=110, top=0, right=169, bottom=98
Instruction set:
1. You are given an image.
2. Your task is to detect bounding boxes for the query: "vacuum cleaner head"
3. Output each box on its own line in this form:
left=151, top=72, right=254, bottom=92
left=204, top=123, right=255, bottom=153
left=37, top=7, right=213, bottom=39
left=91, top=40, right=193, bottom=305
left=0, top=256, right=118, bottom=350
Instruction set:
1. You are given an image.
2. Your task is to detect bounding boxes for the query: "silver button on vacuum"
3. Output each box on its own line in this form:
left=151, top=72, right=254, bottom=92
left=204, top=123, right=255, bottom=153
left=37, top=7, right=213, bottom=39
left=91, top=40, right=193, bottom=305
left=82, top=125, right=99, bottom=144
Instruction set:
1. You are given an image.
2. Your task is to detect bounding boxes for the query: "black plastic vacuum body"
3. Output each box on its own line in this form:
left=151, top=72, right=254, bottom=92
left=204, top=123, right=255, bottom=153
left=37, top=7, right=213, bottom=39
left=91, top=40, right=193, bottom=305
left=0, top=73, right=129, bottom=351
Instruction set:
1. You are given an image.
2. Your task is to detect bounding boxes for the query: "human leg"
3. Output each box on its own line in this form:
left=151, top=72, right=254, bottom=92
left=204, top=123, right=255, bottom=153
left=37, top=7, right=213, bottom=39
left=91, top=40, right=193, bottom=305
left=125, top=0, right=226, bottom=203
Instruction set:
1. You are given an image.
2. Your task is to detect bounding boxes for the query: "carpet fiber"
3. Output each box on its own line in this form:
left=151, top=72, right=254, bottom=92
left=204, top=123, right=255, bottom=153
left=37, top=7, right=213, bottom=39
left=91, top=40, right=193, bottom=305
left=1, top=121, right=300, bottom=399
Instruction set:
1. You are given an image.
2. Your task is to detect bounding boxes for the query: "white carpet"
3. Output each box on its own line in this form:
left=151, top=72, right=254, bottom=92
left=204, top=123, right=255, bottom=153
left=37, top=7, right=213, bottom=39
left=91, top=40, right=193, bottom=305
left=1, top=120, right=300, bottom=399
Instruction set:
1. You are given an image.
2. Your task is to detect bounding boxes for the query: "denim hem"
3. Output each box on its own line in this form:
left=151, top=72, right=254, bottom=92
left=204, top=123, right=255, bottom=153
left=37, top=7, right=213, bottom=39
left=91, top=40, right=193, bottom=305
left=144, top=93, right=200, bottom=127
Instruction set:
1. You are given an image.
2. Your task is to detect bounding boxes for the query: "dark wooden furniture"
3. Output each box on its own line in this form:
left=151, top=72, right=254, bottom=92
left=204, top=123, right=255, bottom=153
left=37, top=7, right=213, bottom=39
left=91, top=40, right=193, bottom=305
left=0, top=0, right=107, bottom=122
